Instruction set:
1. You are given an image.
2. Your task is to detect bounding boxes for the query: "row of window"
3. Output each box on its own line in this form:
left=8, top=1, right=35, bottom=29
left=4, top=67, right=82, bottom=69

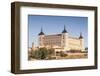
left=44, top=42, right=61, bottom=45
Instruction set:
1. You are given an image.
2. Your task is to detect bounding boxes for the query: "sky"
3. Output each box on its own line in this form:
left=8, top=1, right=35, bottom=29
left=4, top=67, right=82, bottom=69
left=28, top=15, right=88, bottom=48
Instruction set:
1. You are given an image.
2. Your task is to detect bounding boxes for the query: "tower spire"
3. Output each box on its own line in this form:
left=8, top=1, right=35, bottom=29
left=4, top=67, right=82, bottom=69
left=79, top=32, right=83, bottom=39
left=62, top=25, right=68, bottom=33
left=64, top=25, right=66, bottom=30
left=41, top=27, right=43, bottom=32
left=38, top=26, right=45, bottom=35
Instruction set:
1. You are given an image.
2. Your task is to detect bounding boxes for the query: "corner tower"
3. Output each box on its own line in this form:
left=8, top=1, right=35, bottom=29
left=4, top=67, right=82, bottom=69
left=61, top=25, right=69, bottom=51
left=38, top=27, right=45, bottom=47
left=79, top=32, right=84, bottom=51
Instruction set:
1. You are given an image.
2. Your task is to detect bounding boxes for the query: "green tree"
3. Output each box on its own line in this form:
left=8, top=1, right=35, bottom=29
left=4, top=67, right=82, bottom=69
left=39, top=48, right=48, bottom=59
left=32, top=48, right=48, bottom=59
left=48, top=48, right=55, bottom=55
left=30, top=48, right=55, bottom=60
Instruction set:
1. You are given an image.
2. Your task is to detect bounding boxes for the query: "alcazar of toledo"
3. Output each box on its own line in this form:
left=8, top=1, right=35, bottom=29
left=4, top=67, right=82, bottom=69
left=34, top=25, right=85, bottom=52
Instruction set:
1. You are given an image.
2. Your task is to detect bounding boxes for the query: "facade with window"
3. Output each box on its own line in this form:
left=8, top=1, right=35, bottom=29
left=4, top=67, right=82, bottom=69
left=38, top=26, right=85, bottom=52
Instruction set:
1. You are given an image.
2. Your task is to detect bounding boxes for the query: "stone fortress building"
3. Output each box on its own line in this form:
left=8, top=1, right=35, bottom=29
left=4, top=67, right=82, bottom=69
left=38, top=25, right=85, bottom=52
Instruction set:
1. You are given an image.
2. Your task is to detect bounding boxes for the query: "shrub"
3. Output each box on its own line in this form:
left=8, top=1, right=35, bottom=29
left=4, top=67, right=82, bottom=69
left=60, top=51, right=68, bottom=57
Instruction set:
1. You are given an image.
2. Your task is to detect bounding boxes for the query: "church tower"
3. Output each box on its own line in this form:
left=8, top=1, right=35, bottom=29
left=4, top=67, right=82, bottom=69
left=61, top=25, right=69, bottom=51
left=79, top=32, right=84, bottom=51
left=38, top=27, right=45, bottom=47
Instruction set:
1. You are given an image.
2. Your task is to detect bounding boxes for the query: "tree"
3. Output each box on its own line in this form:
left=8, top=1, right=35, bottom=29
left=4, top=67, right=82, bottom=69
left=30, top=48, right=55, bottom=60
left=39, top=48, right=48, bottom=59
left=31, top=48, right=48, bottom=59
left=48, top=48, right=55, bottom=56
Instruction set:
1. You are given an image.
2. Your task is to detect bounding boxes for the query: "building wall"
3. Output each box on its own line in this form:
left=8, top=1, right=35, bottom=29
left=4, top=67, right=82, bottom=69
left=39, top=35, right=45, bottom=46
left=41, top=34, right=62, bottom=47
left=61, top=33, right=69, bottom=50
left=39, top=33, right=84, bottom=51
left=68, top=37, right=82, bottom=50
